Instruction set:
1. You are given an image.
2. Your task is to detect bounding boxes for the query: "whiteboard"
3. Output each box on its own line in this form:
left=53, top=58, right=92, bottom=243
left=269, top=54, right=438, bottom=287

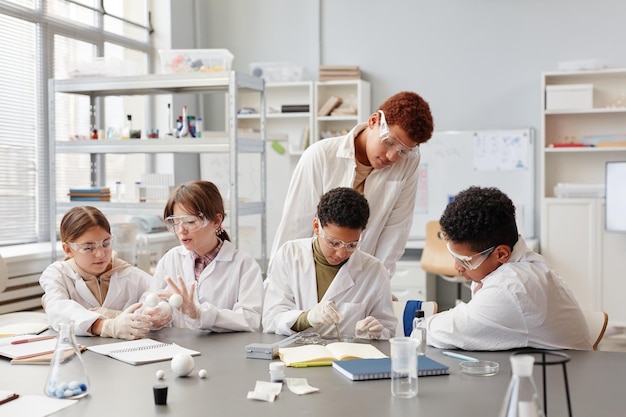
left=411, top=128, right=535, bottom=240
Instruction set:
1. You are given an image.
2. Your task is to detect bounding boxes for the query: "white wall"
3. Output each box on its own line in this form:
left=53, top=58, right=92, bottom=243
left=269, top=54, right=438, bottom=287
left=168, top=0, right=626, bottom=239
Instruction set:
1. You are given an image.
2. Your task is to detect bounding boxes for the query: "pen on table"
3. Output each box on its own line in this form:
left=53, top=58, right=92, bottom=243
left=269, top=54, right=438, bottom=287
left=10, top=335, right=56, bottom=345
left=442, top=351, right=479, bottom=362
left=0, top=334, right=16, bottom=338
left=291, top=361, right=333, bottom=368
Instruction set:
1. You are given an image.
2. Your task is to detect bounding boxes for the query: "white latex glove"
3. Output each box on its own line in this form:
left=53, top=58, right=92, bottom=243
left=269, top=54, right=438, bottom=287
left=165, top=276, right=200, bottom=319
left=100, top=303, right=152, bottom=340
left=142, top=305, right=173, bottom=330
left=355, top=316, right=384, bottom=339
left=307, top=300, right=341, bottom=326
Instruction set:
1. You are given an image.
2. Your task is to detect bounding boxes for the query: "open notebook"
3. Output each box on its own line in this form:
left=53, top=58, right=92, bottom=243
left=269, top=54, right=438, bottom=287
left=87, top=338, right=200, bottom=365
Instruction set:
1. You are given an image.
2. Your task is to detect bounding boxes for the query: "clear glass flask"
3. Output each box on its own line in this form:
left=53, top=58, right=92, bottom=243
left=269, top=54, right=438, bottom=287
left=499, top=355, right=545, bottom=417
left=45, top=321, right=90, bottom=399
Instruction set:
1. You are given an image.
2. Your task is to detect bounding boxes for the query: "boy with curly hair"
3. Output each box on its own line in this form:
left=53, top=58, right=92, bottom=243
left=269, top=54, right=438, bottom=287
left=263, top=187, right=397, bottom=340
left=271, top=91, right=434, bottom=278
left=424, top=186, right=592, bottom=350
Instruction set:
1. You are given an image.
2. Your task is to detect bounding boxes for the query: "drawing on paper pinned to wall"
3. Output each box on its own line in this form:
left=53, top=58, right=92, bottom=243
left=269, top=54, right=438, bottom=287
left=409, top=128, right=535, bottom=240
left=473, top=130, right=530, bottom=171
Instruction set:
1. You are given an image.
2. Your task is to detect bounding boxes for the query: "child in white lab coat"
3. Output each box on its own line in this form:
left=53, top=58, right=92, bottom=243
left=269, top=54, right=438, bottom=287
left=147, top=180, right=263, bottom=332
left=40, top=206, right=165, bottom=340
left=271, top=91, right=434, bottom=278
left=424, top=186, right=592, bottom=350
left=263, top=187, right=397, bottom=339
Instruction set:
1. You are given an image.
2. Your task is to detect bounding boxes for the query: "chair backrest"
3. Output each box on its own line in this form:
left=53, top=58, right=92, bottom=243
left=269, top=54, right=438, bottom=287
left=393, top=300, right=438, bottom=337
left=583, top=310, right=609, bottom=350
left=420, top=220, right=458, bottom=277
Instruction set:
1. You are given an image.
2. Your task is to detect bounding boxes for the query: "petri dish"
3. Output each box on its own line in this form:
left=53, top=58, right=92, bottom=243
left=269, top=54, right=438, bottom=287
left=460, top=360, right=499, bottom=376
left=295, top=331, right=321, bottom=345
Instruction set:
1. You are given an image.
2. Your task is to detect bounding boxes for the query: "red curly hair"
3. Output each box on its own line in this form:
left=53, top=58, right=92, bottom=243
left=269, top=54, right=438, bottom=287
left=378, top=91, right=434, bottom=145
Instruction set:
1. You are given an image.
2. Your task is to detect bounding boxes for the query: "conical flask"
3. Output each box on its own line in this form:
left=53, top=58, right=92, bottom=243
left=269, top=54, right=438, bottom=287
left=44, top=321, right=90, bottom=399
left=499, top=355, right=545, bottom=417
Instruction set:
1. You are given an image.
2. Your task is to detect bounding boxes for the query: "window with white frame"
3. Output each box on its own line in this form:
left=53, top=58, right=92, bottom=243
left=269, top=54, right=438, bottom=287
left=0, top=0, right=152, bottom=246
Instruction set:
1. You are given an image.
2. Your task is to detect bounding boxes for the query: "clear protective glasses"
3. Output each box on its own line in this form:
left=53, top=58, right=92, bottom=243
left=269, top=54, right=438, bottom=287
left=378, top=110, right=419, bottom=158
left=318, top=226, right=360, bottom=252
left=446, top=242, right=496, bottom=270
left=164, top=213, right=209, bottom=233
left=66, top=236, right=114, bottom=255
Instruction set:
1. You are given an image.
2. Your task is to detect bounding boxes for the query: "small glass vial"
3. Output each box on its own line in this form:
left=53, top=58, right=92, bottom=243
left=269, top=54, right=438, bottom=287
left=45, top=321, right=90, bottom=399
left=136, top=233, right=151, bottom=272
left=269, top=361, right=285, bottom=383
left=499, top=355, right=545, bottom=417
left=114, top=181, right=123, bottom=202
left=195, top=117, right=203, bottom=137
left=410, top=310, right=426, bottom=356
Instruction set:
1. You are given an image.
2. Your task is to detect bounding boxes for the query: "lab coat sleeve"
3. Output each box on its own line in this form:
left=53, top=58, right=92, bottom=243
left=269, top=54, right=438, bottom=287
left=270, top=143, right=326, bottom=258
left=262, top=247, right=307, bottom=335
left=374, top=157, right=420, bottom=277
left=424, top=284, right=527, bottom=350
left=39, top=263, right=103, bottom=336
left=360, top=262, right=397, bottom=340
left=200, top=255, right=264, bottom=332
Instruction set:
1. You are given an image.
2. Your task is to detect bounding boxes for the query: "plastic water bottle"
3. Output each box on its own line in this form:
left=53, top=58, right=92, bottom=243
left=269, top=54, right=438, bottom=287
left=410, top=310, right=426, bottom=356
left=499, top=355, right=545, bottom=417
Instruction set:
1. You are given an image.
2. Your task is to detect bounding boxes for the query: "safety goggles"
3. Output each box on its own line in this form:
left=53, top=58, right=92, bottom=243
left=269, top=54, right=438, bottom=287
left=378, top=110, right=419, bottom=158
left=66, top=236, right=114, bottom=255
left=318, top=227, right=360, bottom=252
left=165, top=213, right=208, bottom=233
left=446, top=242, right=496, bottom=270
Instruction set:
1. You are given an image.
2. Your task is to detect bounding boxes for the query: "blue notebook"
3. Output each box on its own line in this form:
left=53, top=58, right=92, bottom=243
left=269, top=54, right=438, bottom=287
left=332, top=356, right=449, bottom=381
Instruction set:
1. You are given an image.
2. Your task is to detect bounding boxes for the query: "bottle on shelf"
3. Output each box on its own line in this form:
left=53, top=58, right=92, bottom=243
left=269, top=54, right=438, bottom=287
left=410, top=310, right=426, bottom=356
left=196, top=117, right=203, bottom=138
left=499, top=355, right=545, bottom=417
left=114, top=181, right=123, bottom=202
left=122, top=114, right=132, bottom=139
left=178, top=105, right=189, bottom=137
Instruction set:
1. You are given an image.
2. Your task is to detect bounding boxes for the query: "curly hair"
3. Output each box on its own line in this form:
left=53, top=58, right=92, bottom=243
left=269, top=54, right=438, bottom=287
left=164, top=180, right=230, bottom=241
left=317, top=187, right=370, bottom=230
left=378, top=91, right=434, bottom=145
left=439, top=186, right=518, bottom=252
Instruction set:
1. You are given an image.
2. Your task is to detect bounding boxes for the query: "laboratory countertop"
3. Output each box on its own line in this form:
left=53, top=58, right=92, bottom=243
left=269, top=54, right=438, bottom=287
left=1, top=328, right=625, bottom=416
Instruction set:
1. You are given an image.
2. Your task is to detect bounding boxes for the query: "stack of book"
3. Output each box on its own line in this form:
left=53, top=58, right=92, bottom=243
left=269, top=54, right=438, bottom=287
left=68, top=187, right=111, bottom=202
left=319, top=65, right=361, bottom=81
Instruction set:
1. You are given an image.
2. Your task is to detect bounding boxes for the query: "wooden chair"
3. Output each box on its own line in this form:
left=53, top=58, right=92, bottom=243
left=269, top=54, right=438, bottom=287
left=583, top=310, right=609, bottom=350
left=420, top=220, right=468, bottom=305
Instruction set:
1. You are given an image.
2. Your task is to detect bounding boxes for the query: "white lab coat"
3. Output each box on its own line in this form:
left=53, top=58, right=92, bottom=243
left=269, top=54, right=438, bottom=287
left=424, top=236, right=593, bottom=351
left=263, top=238, right=397, bottom=339
left=150, top=240, right=263, bottom=332
left=40, top=258, right=151, bottom=336
left=270, top=123, right=420, bottom=277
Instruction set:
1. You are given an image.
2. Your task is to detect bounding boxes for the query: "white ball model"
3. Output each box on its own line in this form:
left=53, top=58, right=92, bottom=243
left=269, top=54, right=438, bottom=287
left=171, top=353, right=195, bottom=377
left=144, top=293, right=160, bottom=308
left=158, top=300, right=173, bottom=316
left=169, top=293, right=183, bottom=309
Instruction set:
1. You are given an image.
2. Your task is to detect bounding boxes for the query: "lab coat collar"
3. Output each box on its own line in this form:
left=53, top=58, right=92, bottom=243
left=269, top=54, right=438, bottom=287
left=320, top=249, right=366, bottom=301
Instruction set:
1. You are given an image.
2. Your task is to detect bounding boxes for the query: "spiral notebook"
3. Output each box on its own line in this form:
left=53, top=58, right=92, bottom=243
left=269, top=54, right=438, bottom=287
left=86, top=338, right=200, bottom=365
left=332, top=356, right=449, bottom=381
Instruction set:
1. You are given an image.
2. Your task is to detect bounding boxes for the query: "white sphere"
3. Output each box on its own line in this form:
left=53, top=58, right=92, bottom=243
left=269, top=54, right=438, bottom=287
left=144, top=293, right=160, bottom=308
left=171, top=353, right=195, bottom=377
left=156, top=370, right=165, bottom=380
left=158, top=300, right=173, bottom=316
left=198, top=369, right=208, bottom=379
left=169, top=294, right=183, bottom=309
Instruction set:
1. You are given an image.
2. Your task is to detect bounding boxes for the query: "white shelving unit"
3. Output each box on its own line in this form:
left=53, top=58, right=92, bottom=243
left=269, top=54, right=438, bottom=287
left=541, top=68, right=626, bottom=326
left=236, top=80, right=371, bottom=251
left=48, top=72, right=267, bottom=270
left=314, top=79, right=371, bottom=143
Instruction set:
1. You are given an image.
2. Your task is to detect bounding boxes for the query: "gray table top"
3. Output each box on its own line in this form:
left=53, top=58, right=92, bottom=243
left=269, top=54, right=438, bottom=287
left=2, top=328, right=625, bottom=416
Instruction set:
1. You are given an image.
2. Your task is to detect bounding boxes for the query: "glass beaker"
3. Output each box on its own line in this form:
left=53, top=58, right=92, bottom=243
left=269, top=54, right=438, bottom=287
left=45, top=321, right=90, bottom=399
left=390, top=337, right=418, bottom=398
